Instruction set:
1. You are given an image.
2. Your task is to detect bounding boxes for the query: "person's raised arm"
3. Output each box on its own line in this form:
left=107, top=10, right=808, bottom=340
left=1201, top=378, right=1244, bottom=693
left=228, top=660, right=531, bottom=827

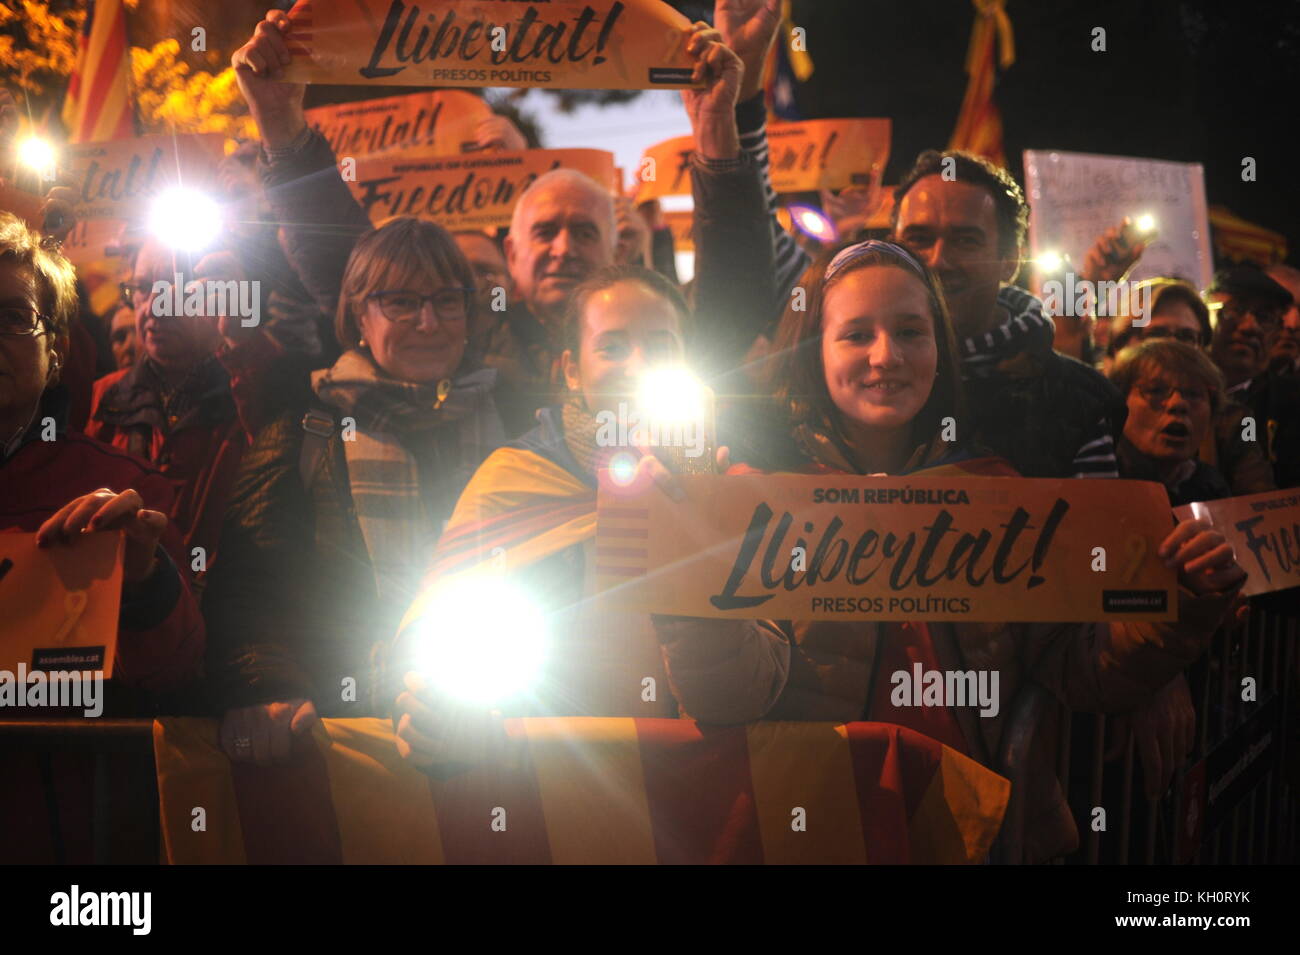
left=232, top=9, right=371, bottom=319
left=680, top=23, right=775, bottom=379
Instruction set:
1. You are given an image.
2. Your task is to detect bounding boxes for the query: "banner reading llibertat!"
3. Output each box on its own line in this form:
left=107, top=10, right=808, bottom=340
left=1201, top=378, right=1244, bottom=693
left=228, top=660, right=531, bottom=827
left=62, top=132, right=225, bottom=222
left=305, top=89, right=493, bottom=159
left=1175, top=489, right=1300, bottom=597
left=0, top=530, right=123, bottom=678
left=595, top=475, right=1179, bottom=622
left=634, top=118, right=891, bottom=202
left=346, top=146, right=615, bottom=229
left=282, top=0, right=700, bottom=90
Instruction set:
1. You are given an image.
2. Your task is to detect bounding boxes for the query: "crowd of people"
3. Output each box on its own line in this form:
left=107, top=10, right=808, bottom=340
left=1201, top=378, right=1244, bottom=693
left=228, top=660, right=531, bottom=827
left=4, top=1, right=1297, bottom=863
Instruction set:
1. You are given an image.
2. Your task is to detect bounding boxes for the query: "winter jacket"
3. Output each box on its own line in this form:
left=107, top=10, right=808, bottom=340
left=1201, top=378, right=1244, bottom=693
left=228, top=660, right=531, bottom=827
left=86, top=332, right=299, bottom=581
left=201, top=372, right=502, bottom=717
left=653, top=430, right=1236, bottom=863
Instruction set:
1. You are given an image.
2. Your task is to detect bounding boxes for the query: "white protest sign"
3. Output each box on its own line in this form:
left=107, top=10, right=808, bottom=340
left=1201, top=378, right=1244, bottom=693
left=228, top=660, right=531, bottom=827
left=1023, top=149, right=1212, bottom=291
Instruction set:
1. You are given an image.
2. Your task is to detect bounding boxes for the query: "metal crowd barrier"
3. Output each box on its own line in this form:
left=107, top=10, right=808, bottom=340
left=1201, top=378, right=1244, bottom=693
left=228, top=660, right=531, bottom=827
left=992, top=601, right=1298, bottom=864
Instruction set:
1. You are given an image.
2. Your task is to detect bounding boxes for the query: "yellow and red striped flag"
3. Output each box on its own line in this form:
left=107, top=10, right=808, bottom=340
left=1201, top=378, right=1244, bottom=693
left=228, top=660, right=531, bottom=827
left=947, top=0, right=1014, bottom=168
left=154, top=717, right=1010, bottom=864
left=61, top=0, right=135, bottom=143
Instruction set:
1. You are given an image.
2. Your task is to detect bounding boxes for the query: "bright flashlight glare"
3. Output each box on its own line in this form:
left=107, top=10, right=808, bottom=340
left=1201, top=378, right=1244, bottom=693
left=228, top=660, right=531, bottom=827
left=1135, top=214, right=1156, bottom=234
left=148, top=187, right=222, bottom=252
left=636, top=365, right=706, bottom=425
left=609, top=451, right=638, bottom=485
left=1036, top=251, right=1064, bottom=273
left=412, top=578, right=548, bottom=704
left=17, top=137, right=56, bottom=177
left=787, top=203, right=837, bottom=242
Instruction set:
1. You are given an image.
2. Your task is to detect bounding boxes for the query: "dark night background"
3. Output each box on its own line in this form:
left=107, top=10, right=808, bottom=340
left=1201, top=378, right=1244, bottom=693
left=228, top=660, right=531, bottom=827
left=777, top=0, right=1300, bottom=264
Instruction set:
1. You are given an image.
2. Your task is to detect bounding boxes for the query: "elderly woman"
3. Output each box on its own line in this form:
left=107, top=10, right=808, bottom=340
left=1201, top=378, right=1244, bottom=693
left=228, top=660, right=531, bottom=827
left=648, top=240, right=1246, bottom=863
left=0, top=212, right=203, bottom=693
left=202, top=217, right=505, bottom=765
left=1111, top=338, right=1233, bottom=506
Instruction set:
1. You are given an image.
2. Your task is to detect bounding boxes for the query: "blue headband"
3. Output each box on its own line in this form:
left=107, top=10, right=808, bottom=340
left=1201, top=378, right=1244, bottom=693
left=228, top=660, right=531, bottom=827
left=823, top=239, right=929, bottom=286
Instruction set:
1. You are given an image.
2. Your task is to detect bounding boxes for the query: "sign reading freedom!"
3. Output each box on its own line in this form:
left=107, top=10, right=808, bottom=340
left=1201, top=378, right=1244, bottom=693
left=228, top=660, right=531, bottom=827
left=595, top=475, right=1178, bottom=622
left=347, top=147, right=615, bottom=229
left=1175, top=489, right=1300, bottom=597
left=283, top=0, right=700, bottom=90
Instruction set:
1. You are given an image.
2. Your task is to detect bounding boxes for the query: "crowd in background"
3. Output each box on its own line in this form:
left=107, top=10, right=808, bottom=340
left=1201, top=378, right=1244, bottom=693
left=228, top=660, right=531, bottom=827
left=2, top=0, right=1297, bottom=863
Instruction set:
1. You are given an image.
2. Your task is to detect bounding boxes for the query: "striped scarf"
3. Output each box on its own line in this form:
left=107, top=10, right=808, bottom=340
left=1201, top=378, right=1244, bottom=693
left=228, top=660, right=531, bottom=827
left=958, top=285, right=1055, bottom=378
left=312, top=349, right=502, bottom=604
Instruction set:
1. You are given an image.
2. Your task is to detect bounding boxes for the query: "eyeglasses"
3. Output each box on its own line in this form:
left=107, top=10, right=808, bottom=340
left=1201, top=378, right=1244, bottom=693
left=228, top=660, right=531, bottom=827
left=1136, top=382, right=1211, bottom=407
left=366, top=288, right=473, bottom=325
left=1144, top=326, right=1202, bottom=346
left=0, top=305, right=47, bottom=338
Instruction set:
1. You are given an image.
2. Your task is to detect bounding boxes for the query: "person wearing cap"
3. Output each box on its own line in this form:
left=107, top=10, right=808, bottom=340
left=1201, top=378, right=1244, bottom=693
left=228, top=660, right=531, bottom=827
left=1208, top=264, right=1300, bottom=488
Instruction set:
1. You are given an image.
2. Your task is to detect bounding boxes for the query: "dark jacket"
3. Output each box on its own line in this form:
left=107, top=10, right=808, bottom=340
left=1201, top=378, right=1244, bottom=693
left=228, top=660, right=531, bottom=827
left=1117, top=436, right=1233, bottom=508
left=1230, top=371, right=1300, bottom=489
left=201, top=376, right=502, bottom=717
left=259, top=127, right=774, bottom=437
left=86, top=332, right=299, bottom=583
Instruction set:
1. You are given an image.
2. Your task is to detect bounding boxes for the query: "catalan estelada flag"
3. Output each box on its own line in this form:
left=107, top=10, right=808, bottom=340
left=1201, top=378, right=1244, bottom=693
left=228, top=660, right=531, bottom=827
left=153, top=716, right=1010, bottom=864
left=947, top=0, right=1014, bottom=168
left=61, top=0, right=135, bottom=143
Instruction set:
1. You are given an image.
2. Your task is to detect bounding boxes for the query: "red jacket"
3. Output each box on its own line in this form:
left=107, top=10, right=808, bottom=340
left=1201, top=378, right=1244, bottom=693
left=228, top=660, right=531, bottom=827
left=0, top=428, right=204, bottom=691
left=86, top=332, right=286, bottom=573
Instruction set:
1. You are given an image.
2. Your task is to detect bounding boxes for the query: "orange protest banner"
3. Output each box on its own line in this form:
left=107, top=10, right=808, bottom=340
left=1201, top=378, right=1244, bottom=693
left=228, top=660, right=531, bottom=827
left=595, top=475, right=1178, bottom=622
left=62, top=132, right=225, bottom=222
left=1174, top=489, right=1300, bottom=597
left=0, top=530, right=123, bottom=677
left=346, top=146, right=615, bottom=230
left=283, top=0, right=699, bottom=90
left=305, top=89, right=493, bottom=159
left=634, top=118, right=892, bottom=202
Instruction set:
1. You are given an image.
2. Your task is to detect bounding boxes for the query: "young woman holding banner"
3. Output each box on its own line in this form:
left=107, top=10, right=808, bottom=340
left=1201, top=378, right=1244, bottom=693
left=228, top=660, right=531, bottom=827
left=649, top=240, right=1248, bottom=864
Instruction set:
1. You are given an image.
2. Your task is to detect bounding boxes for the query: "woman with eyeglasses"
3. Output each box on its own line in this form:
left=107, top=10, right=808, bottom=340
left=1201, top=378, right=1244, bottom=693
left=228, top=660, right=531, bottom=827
left=1111, top=339, right=1233, bottom=507
left=201, top=216, right=506, bottom=765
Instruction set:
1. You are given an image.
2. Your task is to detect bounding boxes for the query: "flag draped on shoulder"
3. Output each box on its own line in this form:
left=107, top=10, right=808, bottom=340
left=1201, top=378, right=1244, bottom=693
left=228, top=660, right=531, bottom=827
left=62, top=0, right=135, bottom=143
left=398, top=439, right=595, bottom=634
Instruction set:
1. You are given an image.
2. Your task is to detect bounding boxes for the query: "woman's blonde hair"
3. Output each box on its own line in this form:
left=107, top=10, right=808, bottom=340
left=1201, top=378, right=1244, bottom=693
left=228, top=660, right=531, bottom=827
left=335, top=217, right=478, bottom=351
